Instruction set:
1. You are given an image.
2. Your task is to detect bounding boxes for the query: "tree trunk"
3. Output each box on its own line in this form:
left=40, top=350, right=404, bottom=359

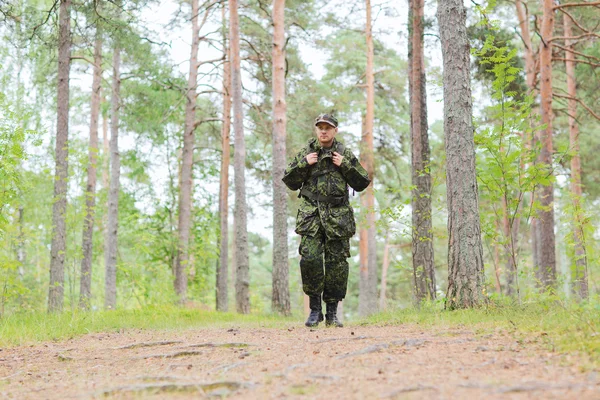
left=502, top=194, right=517, bottom=296
left=230, top=0, right=250, bottom=314
left=80, top=31, right=102, bottom=309
left=493, top=225, right=502, bottom=294
left=564, top=14, right=588, bottom=300
left=409, top=0, right=435, bottom=303
left=174, top=0, right=201, bottom=303
left=271, top=0, right=290, bottom=315
left=102, top=95, right=109, bottom=191
left=537, top=0, right=556, bottom=289
left=358, top=0, right=377, bottom=317
left=15, top=13, right=25, bottom=275
left=379, top=240, right=390, bottom=311
left=437, top=0, right=485, bottom=309
left=515, top=0, right=540, bottom=273
left=216, top=3, right=231, bottom=312
left=48, top=0, right=71, bottom=313
left=104, top=33, right=122, bottom=310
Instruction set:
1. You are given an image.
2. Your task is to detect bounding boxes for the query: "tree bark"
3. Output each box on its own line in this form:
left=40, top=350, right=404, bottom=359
left=359, top=0, right=377, bottom=317
left=437, top=0, right=485, bottom=309
left=230, top=0, right=250, bottom=314
left=537, top=0, right=557, bottom=289
left=48, top=0, right=71, bottom=313
left=174, top=0, right=201, bottom=303
left=502, top=194, right=517, bottom=296
left=409, top=0, right=435, bottom=303
left=515, top=0, right=541, bottom=272
left=271, top=0, right=290, bottom=315
left=216, top=3, right=231, bottom=312
left=102, top=95, right=109, bottom=191
left=80, top=31, right=102, bottom=309
left=564, top=14, right=588, bottom=300
left=104, top=32, right=122, bottom=310
left=379, top=239, right=390, bottom=311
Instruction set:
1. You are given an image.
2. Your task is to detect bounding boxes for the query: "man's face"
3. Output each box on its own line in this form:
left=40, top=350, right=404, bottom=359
left=315, top=122, right=337, bottom=147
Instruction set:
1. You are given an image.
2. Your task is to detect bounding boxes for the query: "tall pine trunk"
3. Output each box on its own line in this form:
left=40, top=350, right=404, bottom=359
left=359, top=0, right=377, bottom=317
left=216, top=3, right=231, bottom=312
left=48, top=0, right=71, bottom=313
left=537, top=0, right=556, bottom=289
left=515, top=0, right=541, bottom=274
left=104, top=33, right=121, bottom=310
left=437, top=0, right=485, bottom=309
left=564, top=14, right=588, bottom=299
left=409, top=0, right=435, bottom=302
left=79, top=31, right=102, bottom=309
left=175, top=0, right=201, bottom=303
left=230, top=0, right=250, bottom=314
left=271, top=0, right=290, bottom=315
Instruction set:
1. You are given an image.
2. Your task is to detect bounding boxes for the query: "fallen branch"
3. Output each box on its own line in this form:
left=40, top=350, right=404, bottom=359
left=312, top=335, right=370, bottom=343
left=56, top=354, right=74, bottom=361
left=382, top=385, right=437, bottom=397
left=182, top=342, right=251, bottom=348
left=135, top=350, right=204, bottom=359
left=99, top=381, right=244, bottom=397
left=208, top=362, right=250, bottom=373
left=113, top=341, right=182, bottom=350
left=336, top=343, right=389, bottom=359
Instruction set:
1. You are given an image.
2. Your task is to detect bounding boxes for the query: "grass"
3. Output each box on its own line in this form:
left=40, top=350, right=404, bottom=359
left=0, top=306, right=295, bottom=347
left=363, top=299, right=600, bottom=368
left=1, top=300, right=599, bottom=368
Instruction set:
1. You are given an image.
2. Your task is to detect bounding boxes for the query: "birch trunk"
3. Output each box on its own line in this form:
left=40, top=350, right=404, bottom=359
left=174, top=0, right=201, bottom=303
left=437, top=0, right=485, bottom=309
left=48, top=0, right=71, bottom=313
left=409, top=0, right=435, bottom=302
left=230, top=0, right=250, bottom=314
left=216, top=3, right=231, bottom=312
left=80, top=32, right=102, bottom=309
left=271, top=0, right=290, bottom=315
left=537, top=0, right=556, bottom=289
left=564, top=14, right=588, bottom=300
left=104, top=33, right=122, bottom=310
left=359, top=0, right=377, bottom=317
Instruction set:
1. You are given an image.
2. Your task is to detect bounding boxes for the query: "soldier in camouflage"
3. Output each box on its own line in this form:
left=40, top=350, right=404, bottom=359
left=283, top=114, right=371, bottom=327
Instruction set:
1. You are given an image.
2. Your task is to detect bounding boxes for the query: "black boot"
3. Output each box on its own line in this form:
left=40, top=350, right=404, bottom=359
left=325, top=302, right=343, bottom=327
left=305, top=296, right=324, bottom=327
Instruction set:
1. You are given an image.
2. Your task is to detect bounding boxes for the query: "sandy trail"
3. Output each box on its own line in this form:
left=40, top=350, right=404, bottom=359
left=0, top=322, right=597, bottom=399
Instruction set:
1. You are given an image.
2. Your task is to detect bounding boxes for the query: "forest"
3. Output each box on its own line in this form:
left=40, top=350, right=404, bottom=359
left=0, top=0, right=599, bottom=320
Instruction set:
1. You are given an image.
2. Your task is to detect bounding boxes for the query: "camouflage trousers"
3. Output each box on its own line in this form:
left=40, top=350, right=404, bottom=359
left=299, top=228, right=350, bottom=303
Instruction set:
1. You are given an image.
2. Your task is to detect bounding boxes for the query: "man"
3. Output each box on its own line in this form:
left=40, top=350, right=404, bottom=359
left=283, top=113, right=371, bottom=327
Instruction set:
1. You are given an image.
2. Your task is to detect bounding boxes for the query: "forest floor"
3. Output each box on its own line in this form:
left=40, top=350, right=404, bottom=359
left=1, top=321, right=598, bottom=399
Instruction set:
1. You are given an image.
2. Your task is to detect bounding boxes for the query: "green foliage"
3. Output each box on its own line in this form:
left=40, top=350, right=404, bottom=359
left=0, top=306, right=295, bottom=347
left=365, top=298, right=600, bottom=367
left=0, top=92, right=39, bottom=234
left=0, top=91, right=40, bottom=315
left=472, top=27, right=545, bottom=298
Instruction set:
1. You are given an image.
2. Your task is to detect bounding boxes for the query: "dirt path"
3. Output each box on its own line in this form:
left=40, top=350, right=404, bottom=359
left=0, top=322, right=597, bottom=399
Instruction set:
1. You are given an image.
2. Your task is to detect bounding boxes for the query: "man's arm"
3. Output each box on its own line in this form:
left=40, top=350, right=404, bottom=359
left=282, top=148, right=311, bottom=191
left=338, top=150, right=371, bottom=192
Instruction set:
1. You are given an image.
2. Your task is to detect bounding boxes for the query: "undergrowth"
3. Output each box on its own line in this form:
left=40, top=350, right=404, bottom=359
left=1, top=299, right=598, bottom=369
left=365, top=298, right=600, bottom=368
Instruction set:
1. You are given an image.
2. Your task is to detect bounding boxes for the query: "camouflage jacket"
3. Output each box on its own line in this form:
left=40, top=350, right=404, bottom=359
left=282, top=138, right=371, bottom=239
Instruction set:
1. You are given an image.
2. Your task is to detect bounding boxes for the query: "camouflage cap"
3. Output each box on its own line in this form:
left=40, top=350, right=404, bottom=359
left=314, top=113, right=338, bottom=128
